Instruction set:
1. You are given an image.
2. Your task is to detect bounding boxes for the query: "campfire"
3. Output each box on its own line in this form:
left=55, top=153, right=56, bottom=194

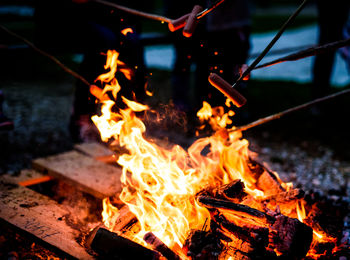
left=84, top=50, right=345, bottom=259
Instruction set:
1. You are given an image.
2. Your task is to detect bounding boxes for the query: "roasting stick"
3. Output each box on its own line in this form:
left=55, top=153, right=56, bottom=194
left=0, top=25, right=91, bottom=88
left=93, top=0, right=226, bottom=33
left=209, top=0, right=309, bottom=107
left=254, top=38, right=350, bottom=70
left=231, top=88, right=350, bottom=133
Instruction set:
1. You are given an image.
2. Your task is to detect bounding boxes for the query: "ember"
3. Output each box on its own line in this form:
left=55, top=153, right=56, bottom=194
left=89, top=50, right=345, bottom=259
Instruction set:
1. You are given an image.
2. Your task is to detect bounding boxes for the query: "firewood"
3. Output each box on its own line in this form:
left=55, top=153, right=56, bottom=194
left=88, top=227, right=161, bottom=259
left=212, top=179, right=247, bottom=203
left=143, top=232, right=181, bottom=260
left=196, top=195, right=275, bottom=225
left=269, top=214, right=313, bottom=258
left=183, top=229, right=224, bottom=259
left=211, top=211, right=269, bottom=248
left=258, top=188, right=304, bottom=203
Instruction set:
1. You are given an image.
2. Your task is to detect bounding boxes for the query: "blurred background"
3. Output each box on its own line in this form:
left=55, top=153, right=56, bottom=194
left=0, top=0, right=349, bottom=174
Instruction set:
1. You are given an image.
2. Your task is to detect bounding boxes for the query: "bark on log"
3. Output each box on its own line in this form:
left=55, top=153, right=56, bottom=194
left=89, top=227, right=161, bottom=259
left=143, top=232, right=181, bottom=260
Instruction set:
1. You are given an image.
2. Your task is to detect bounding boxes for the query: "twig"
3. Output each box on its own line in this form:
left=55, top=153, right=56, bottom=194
left=233, top=0, right=309, bottom=88
left=93, top=0, right=172, bottom=23
left=0, top=25, right=91, bottom=87
left=254, top=38, right=350, bottom=70
left=93, top=0, right=226, bottom=23
left=231, top=88, right=350, bottom=133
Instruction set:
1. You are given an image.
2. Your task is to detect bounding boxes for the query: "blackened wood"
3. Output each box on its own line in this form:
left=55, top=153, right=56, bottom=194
left=143, top=232, right=181, bottom=260
left=197, top=196, right=275, bottom=225
left=270, top=214, right=313, bottom=258
left=89, top=228, right=160, bottom=259
left=211, top=212, right=269, bottom=248
left=213, top=179, right=247, bottom=203
left=183, top=230, right=224, bottom=259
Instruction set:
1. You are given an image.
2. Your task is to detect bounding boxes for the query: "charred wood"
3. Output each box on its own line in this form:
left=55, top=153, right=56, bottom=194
left=88, top=227, right=161, bottom=259
left=269, top=214, right=313, bottom=258
left=196, top=195, right=275, bottom=225
left=212, top=179, right=247, bottom=203
left=143, top=232, right=181, bottom=260
left=183, top=229, right=224, bottom=260
left=256, top=170, right=285, bottom=196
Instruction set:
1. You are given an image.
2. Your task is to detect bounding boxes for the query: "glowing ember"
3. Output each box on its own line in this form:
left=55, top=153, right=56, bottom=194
left=92, top=50, right=341, bottom=259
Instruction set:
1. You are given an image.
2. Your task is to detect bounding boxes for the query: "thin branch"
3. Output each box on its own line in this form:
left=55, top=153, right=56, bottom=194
left=0, top=25, right=91, bottom=87
left=254, top=38, right=350, bottom=70
left=233, top=0, right=309, bottom=88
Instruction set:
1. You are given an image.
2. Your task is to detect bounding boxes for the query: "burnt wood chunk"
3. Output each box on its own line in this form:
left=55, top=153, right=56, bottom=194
left=33, top=151, right=122, bottom=199
left=197, top=196, right=275, bottom=225
left=0, top=180, right=93, bottom=259
left=213, top=179, right=247, bottom=203
left=270, top=214, right=313, bottom=258
left=183, top=230, right=224, bottom=259
left=89, top=228, right=161, bottom=259
left=144, top=232, right=181, bottom=260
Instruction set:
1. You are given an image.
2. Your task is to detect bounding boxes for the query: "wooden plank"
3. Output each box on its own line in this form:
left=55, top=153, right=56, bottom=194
left=2, top=169, right=53, bottom=187
left=32, top=151, right=122, bottom=199
left=0, top=180, right=94, bottom=259
left=74, top=142, right=117, bottom=164
left=74, top=142, right=114, bottom=157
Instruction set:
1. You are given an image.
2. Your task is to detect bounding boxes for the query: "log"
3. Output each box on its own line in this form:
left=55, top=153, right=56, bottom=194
left=183, top=229, right=224, bottom=259
left=211, top=212, right=269, bottom=248
left=33, top=151, right=122, bottom=199
left=196, top=195, right=275, bottom=225
left=88, top=227, right=161, bottom=259
left=143, top=232, right=181, bottom=260
left=0, top=180, right=93, bottom=259
left=212, top=179, right=247, bottom=203
left=269, top=214, right=313, bottom=258
left=258, top=188, right=304, bottom=203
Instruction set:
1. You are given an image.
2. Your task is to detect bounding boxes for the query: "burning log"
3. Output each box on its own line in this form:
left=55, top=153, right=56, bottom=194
left=269, top=214, right=313, bottom=258
left=183, top=230, right=224, bottom=259
left=88, top=227, right=161, bottom=259
left=143, top=232, right=181, bottom=260
left=196, top=195, right=275, bottom=225
left=212, top=179, right=247, bottom=203
left=258, top=188, right=304, bottom=203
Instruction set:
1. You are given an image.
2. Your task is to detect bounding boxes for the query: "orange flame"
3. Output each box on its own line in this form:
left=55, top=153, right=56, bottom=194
left=121, top=27, right=134, bottom=36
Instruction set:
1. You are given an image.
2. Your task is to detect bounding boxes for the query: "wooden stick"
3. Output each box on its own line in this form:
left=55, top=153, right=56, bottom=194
left=254, top=38, right=350, bottom=70
left=231, top=88, right=350, bottom=133
left=233, top=0, right=309, bottom=88
left=0, top=25, right=91, bottom=88
left=93, top=0, right=172, bottom=23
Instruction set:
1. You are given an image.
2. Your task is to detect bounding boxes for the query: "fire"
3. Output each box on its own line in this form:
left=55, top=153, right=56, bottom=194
left=92, top=50, right=340, bottom=258
left=121, top=27, right=134, bottom=36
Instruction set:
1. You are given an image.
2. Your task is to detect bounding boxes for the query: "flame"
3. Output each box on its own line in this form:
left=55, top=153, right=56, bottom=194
left=121, top=27, right=134, bottom=36
left=93, top=50, right=339, bottom=258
